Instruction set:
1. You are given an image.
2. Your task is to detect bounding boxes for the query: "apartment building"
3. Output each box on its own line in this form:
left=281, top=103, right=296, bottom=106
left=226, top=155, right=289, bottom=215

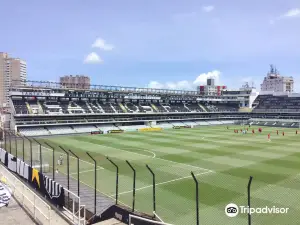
left=261, top=65, right=294, bottom=93
left=0, top=52, right=27, bottom=107
left=198, top=78, right=227, bottom=96
left=60, top=75, right=90, bottom=89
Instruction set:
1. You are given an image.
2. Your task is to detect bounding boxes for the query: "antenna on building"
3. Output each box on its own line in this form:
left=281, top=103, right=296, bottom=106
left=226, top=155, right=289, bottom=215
left=274, top=66, right=279, bottom=75
left=270, top=64, right=274, bottom=74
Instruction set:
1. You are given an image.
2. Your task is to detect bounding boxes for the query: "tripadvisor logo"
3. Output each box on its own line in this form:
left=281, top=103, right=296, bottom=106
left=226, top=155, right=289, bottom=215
left=225, top=203, right=239, bottom=217
left=225, top=203, right=289, bottom=217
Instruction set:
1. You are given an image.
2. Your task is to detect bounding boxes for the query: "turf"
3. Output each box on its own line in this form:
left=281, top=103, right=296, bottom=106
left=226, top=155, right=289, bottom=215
left=8, top=126, right=300, bottom=225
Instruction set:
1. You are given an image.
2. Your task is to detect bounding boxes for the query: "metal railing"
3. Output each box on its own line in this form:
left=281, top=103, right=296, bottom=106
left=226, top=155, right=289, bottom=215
left=0, top=164, right=52, bottom=225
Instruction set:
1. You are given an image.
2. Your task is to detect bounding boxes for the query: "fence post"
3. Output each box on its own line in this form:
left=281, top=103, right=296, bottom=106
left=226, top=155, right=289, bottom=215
left=126, top=160, right=136, bottom=212
left=59, top=146, right=70, bottom=202
left=107, top=157, right=119, bottom=204
left=4, top=130, right=7, bottom=150
left=247, top=176, right=253, bottom=225
left=33, top=138, right=43, bottom=173
left=69, top=149, right=80, bottom=197
left=146, top=164, right=156, bottom=216
left=0, top=128, right=2, bottom=149
left=14, top=134, right=18, bottom=161
left=191, top=172, right=199, bottom=225
left=44, top=142, right=55, bottom=181
left=9, top=131, right=12, bottom=153
left=86, top=152, right=97, bottom=215
left=22, top=135, right=25, bottom=162
left=24, top=136, right=33, bottom=167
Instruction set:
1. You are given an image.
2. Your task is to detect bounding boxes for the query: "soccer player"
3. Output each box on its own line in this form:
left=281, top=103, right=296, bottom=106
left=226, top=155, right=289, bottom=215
left=277, top=130, right=278, bottom=135
left=252, top=129, right=255, bottom=134
left=59, top=155, right=63, bottom=165
left=296, top=130, right=298, bottom=135
left=282, top=131, right=285, bottom=136
left=268, top=133, right=271, bottom=141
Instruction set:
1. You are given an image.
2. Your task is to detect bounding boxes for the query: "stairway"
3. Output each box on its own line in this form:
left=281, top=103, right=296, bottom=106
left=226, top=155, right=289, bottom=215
left=161, top=104, right=169, bottom=112
left=150, top=104, right=158, bottom=112
left=110, top=103, right=117, bottom=113
left=86, top=102, right=94, bottom=113
left=183, top=103, right=191, bottom=112
left=96, top=102, right=105, bottom=113
left=37, top=101, right=44, bottom=114
left=118, top=103, right=127, bottom=113
left=25, top=102, right=33, bottom=114
left=198, top=103, right=207, bottom=112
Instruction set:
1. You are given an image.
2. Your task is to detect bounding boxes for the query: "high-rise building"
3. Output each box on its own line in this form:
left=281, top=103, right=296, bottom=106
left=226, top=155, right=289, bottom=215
left=260, top=65, right=294, bottom=93
left=198, top=78, right=227, bottom=96
left=60, top=75, right=91, bottom=89
left=0, top=52, right=27, bottom=107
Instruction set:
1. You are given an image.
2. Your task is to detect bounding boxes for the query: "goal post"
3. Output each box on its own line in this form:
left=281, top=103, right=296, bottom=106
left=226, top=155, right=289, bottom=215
left=128, top=214, right=173, bottom=225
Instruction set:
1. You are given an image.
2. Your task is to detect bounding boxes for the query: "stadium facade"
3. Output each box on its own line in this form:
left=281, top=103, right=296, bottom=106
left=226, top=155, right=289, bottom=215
left=2, top=78, right=300, bottom=136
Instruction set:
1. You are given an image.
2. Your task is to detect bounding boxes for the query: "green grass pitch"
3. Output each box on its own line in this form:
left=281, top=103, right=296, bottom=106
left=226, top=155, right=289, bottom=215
left=12, top=126, right=300, bottom=224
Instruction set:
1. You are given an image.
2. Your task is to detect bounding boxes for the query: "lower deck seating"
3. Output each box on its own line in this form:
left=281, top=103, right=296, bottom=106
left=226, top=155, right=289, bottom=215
left=18, top=127, right=50, bottom=136
left=156, top=122, right=173, bottom=128
left=47, top=126, right=76, bottom=135
left=170, top=121, right=186, bottom=126
left=96, top=124, right=120, bottom=132
left=194, top=121, right=210, bottom=125
left=118, top=125, right=150, bottom=131
left=72, top=125, right=98, bottom=133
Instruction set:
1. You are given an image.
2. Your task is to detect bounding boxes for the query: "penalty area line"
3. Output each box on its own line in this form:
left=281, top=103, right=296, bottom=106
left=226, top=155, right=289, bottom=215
left=114, top=170, right=215, bottom=197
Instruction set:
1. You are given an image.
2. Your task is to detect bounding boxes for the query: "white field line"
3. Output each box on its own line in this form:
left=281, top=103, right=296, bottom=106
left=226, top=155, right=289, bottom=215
left=42, top=146, right=104, bottom=170
left=142, top=150, right=156, bottom=158
left=57, top=168, right=133, bottom=210
left=87, top=141, right=214, bottom=173
left=154, top=211, right=165, bottom=223
left=114, top=170, right=215, bottom=197
left=70, top=168, right=103, bottom=175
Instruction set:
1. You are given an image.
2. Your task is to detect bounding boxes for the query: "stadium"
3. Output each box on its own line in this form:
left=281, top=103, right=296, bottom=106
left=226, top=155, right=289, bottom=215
left=1, top=68, right=300, bottom=225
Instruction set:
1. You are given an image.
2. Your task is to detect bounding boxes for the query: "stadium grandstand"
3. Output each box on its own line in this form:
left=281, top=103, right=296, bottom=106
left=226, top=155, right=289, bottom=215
left=2, top=79, right=300, bottom=225
left=7, top=80, right=259, bottom=137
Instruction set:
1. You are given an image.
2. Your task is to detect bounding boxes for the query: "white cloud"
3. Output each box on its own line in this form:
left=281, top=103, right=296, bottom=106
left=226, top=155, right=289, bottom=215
left=271, top=8, right=300, bottom=24
left=282, top=8, right=300, bottom=18
left=147, top=70, right=221, bottom=90
left=148, top=81, right=165, bottom=89
left=202, top=5, right=215, bottom=13
left=193, top=70, right=221, bottom=86
left=92, top=38, right=114, bottom=51
left=83, top=52, right=103, bottom=64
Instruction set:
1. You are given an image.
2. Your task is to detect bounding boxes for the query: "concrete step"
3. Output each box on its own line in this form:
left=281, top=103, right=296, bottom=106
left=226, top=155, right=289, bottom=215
left=94, top=218, right=125, bottom=225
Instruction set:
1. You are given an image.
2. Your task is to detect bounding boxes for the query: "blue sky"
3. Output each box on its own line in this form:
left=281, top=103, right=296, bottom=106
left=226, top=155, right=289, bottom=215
left=1, top=0, right=300, bottom=91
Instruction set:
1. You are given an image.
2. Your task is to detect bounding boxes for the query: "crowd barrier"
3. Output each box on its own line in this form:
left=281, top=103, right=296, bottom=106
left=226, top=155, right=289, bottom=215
left=0, top=164, right=53, bottom=225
